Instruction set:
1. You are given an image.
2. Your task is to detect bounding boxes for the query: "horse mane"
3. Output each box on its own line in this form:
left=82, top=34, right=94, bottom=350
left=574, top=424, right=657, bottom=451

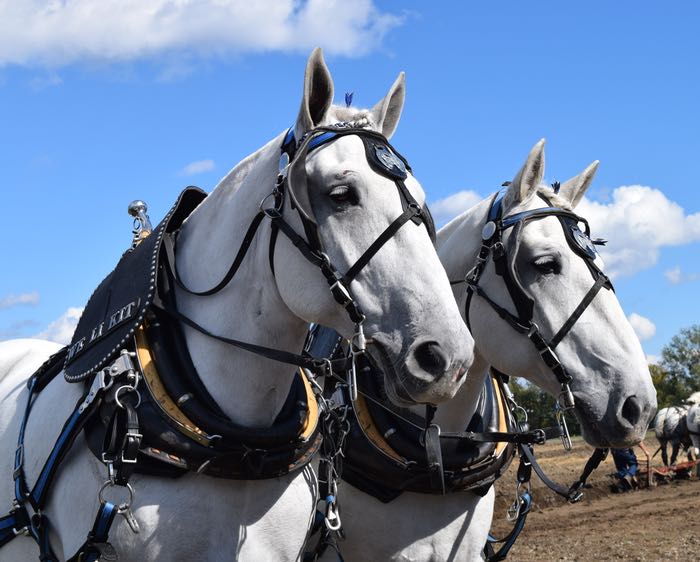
left=214, top=107, right=375, bottom=197
left=213, top=133, right=285, bottom=196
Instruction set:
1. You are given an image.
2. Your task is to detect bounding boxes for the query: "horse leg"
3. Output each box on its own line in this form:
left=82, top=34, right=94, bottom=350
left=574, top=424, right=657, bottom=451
left=660, top=442, right=669, bottom=466
left=670, top=442, right=680, bottom=465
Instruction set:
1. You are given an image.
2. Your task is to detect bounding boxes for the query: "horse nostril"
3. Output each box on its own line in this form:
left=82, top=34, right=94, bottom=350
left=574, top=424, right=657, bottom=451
left=621, top=395, right=642, bottom=427
left=413, top=341, right=449, bottom=376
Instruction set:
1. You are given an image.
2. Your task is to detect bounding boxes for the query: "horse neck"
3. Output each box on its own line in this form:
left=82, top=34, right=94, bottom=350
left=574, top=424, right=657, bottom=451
left=428, top=199, right=495, bottom=430
left=171, top=132, right=309, bottom=427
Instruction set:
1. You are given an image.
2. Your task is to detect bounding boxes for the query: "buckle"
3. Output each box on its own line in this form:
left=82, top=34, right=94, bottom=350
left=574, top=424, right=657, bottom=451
left=14, top=444, right=23, bottom=471
left=329, top=280, right=352, bottom=306
left=120, top=431, right=143, bottom=464
left=531, top=428, right=546, bottom=445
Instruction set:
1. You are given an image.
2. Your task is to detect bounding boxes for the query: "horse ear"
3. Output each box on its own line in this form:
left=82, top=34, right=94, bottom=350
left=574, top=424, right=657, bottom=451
left=295, top=48, right=335, bottom=138
left=371, top=72, right=405, bottom=139
left=558, top=160, right=599, bottom=208
left=504, top=139, right=546, bottom=212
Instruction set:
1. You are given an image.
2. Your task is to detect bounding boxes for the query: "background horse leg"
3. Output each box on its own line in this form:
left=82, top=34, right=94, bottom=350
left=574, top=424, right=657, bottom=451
left=660, top=441, right=669, bottom=466
left=669, top=442, right=680, bottom=465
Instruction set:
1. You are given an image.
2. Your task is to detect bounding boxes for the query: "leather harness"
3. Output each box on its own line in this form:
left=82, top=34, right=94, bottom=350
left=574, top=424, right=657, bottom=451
left=0, top=124, right=436, bottom=561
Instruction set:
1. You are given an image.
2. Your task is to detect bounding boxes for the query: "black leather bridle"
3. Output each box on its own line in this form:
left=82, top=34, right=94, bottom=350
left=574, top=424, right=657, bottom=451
left=461, top=188, right=613, bottom=410
left=162, top=124, right=435, bottom=384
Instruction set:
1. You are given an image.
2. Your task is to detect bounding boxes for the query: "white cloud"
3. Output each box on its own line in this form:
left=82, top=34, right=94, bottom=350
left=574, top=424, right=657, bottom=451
left=0, top=1, right=402, bottom=67
left=0, top=291, right=40, bottom=310
left=181, top=159, right=215, bottom=176
left=578, top=185, right=700, bottom=279
left=34, top=307, right=83, bottom=344
left=664, top=266, right=682, bottom=284
left=664, top=265, right=700, bottom=285
left=429, top=190, right=483, bottom=225
left=627, top=312, right=656, bottom=341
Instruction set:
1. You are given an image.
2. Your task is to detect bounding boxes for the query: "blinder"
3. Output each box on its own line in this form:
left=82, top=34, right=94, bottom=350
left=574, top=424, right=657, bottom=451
left=361, top=135, right=409, bottom=181
left=560, top=216, right=597, bottom=261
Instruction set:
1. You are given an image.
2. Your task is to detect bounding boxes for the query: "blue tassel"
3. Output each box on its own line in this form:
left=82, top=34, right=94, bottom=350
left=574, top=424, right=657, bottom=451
left=345, top=92, right=354, bottom=107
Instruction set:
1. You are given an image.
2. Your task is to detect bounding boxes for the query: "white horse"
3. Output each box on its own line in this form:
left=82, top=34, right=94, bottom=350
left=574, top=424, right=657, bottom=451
left=654, top=405, right=692, bottom=466
left=0, top=49, right=474, bottom=561
left=327, top=140, right=657, bottom=561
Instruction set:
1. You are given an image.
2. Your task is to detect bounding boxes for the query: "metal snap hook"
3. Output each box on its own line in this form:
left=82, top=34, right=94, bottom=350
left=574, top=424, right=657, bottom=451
left=555, top=407, right=573, bottom=451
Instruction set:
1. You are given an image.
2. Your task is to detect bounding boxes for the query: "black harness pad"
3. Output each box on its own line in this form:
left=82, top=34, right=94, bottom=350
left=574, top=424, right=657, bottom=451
left=64, top=187, right=207, bottom=382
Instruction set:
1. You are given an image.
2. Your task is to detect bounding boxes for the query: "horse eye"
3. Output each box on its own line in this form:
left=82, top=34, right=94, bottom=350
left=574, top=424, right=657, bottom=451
left=328, top=185, right=356, bottom=205
left=532, top=256, right=561, bottom=275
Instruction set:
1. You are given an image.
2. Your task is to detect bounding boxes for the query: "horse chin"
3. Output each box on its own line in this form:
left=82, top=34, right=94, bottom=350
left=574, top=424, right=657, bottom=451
left=366, top=341, right=417, bottom=407
left=368, top=342, right=466, bottom=406
left=574, top=402, right=647, bottom=449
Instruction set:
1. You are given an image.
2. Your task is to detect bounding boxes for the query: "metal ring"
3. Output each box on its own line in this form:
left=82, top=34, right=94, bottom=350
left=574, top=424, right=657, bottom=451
left=114, top=385, right=142, bottom=410
left=259, top=191, right=283, bottom=217
left=98, top=481, right=135, bottom=512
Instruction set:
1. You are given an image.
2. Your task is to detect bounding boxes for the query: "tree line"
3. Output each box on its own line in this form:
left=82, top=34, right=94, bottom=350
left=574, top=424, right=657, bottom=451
left=508, top=324, right=700, bottom=435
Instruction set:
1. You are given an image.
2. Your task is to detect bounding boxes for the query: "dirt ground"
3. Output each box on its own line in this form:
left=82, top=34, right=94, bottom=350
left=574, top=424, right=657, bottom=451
left=490, top=434, right=700, bottom=561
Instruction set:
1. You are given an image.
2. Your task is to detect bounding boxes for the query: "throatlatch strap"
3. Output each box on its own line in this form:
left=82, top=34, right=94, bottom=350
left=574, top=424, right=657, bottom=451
left=165, top=211, right=267, bottom=296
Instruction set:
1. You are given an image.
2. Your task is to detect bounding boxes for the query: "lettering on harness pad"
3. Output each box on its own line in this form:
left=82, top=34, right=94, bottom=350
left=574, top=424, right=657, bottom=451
left=66, top=299, right=140, bottom=363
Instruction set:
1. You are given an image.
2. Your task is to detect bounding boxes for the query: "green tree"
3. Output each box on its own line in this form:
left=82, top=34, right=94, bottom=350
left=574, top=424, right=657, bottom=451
left=650, top=363, right=688, bottom=409
left=659, top=324, right=700, bottom=396
left=509, top=378, right=581, bottom=436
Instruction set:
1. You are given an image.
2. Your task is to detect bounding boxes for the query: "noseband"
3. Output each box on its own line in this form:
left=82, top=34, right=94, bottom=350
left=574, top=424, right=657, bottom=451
left=463, top=188, right=613, bottom=410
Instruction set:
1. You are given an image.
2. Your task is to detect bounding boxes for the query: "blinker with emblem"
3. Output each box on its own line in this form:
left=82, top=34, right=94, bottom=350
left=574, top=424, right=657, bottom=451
left=365, top=138, right=408, bottom=181
left=278, top=152, right=290, bottom=176
left=566, top=221, right=596, bottom=260
left=376, top=145, right=405, bottom=175
left=482, top=221, right=497, bottom=241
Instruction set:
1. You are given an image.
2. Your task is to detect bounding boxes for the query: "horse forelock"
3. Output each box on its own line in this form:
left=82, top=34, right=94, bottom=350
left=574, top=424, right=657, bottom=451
left=324, top=105, right=376, bottom=130
left=535, top=184, right=573, bottom=210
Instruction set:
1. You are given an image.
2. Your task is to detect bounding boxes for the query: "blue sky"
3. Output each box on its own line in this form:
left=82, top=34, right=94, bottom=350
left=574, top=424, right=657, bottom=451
left=1, top=1, right=698, bottom=361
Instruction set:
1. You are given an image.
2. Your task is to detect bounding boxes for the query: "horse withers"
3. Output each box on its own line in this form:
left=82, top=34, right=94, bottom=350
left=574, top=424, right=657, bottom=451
left=325, top=140, right=657, bottom=561
left=0, top=49, right=473, bottom=561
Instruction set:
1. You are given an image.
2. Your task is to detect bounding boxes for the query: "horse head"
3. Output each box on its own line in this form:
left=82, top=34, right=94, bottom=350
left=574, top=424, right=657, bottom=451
left=271, top=49, right=474, bottom=405
left=455, top=140, right=656, bottom=447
